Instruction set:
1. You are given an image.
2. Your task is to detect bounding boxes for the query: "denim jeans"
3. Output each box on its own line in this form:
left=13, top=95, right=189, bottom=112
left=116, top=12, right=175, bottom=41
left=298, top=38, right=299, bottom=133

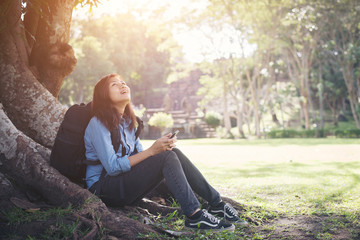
left=89, top=148, right=221, bottom=216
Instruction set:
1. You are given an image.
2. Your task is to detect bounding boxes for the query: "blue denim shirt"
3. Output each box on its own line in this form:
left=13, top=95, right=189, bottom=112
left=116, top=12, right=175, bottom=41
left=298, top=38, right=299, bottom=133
left=84, top=116, right=143, bottom=189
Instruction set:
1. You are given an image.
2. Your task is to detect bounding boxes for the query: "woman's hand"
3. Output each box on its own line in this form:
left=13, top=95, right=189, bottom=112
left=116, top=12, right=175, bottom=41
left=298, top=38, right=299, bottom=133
left=149, top=133, right=177, bottom=156
left=129, top=133, right=177, bottom=167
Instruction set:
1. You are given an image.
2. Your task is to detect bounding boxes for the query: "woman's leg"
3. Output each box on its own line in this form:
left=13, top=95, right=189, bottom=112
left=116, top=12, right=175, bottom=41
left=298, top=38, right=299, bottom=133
left=172, top=148, right=222, bottom=206
left=90, top=150, right=200, bottom=216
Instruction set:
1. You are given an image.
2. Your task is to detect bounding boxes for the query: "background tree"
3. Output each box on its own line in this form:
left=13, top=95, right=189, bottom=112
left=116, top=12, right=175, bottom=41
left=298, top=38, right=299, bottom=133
left=77, top=13, right=172, bottom=106
left=59, top=35, right=115, bottom=105
left=184, top=0, right=360, bottom=137
left=322, top=0, right=360, bottom=128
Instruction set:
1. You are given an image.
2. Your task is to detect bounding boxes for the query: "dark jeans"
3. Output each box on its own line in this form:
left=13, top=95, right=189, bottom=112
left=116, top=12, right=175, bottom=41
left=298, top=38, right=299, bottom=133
left=89, top=148, right=221, bottom=216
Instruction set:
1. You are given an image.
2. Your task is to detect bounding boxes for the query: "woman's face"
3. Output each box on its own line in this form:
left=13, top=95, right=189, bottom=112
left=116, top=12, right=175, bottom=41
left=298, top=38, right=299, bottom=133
left=108, top=77, right=131, bottom=105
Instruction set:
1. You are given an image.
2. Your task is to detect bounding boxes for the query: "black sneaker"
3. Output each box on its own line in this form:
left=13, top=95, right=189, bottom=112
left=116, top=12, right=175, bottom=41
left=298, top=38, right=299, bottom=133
left=209, top=202, right=249, bottom=226
left=185, top=209, right=235, bottom=232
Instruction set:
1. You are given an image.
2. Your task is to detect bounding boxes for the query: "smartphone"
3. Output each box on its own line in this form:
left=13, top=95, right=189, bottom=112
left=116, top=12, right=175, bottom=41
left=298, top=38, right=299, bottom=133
left=170, top=130, right=179, bottom=139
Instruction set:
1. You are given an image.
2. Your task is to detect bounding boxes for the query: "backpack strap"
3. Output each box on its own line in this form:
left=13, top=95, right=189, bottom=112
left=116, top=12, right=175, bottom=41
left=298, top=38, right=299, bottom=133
left=110, top=126, right=125, bottom=155
left=133, top=116, right=144, bottom=154
left=135, top=116, right=143, bottom=140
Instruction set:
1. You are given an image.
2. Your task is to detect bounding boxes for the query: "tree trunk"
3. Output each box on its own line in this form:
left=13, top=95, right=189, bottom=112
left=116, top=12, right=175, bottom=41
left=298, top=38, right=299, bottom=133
left=1, top=1, right=246, bottom=238
left=26, top=0, right=77, bottom=98
left=341, top=66, right=360, bottom=129
left=287, top=49, right=311, bottom=129
left=236, top=103, right=246, bottom=138
left=245, top=69, right=261, bottom=138
left=0, top=0, right=71, bottom=147
left=222, top=82, right=232, bottom=133
left=0, top=104, right=156, bottom=238
left=0, top=0, right=169, bottom=237
left=304, top=63, right=316, bottom=130
left=318, top=64, right=324, bottom=129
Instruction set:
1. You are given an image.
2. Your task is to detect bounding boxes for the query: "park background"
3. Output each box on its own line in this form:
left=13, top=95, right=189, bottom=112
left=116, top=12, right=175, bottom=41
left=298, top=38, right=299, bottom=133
left=61, top=0, right=360, bottom=141
left=1, top=0, right=360, bottom=239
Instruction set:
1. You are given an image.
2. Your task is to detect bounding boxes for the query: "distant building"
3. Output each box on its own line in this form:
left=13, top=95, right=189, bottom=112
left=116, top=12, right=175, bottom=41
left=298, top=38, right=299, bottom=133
left=142, top=69, right=216, bottom=139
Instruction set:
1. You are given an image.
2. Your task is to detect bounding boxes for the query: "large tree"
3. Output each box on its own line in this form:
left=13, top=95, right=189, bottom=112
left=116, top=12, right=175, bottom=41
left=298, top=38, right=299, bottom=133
left=0, top=0, right=196, bottom=238
left=0, top=0, right=246, bottom=238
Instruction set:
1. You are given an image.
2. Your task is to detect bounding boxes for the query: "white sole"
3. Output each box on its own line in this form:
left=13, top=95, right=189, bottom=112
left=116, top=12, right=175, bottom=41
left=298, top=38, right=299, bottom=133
left=184, top=224, right=235, bottom=232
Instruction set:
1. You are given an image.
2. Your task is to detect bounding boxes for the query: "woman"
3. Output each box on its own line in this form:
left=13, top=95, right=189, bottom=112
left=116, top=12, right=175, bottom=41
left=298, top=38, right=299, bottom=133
left=85, top=73, right=247, bottom=231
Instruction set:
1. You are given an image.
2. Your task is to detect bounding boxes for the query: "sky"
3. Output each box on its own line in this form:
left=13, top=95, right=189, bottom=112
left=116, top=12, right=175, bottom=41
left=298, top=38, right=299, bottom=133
left=72, top=0, right=255, bottom=63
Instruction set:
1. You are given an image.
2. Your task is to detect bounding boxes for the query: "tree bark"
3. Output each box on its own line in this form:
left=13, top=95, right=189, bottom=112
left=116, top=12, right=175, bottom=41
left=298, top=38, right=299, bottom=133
left=0, top=0, right=69, bottom=146
left=0, top=1, right=245, bottom=238
left=318, top=63, right=324, bottom=129
left=245, top=69, right=261, bottom=138
left=27, top=0, right=77, bottom=97
left=0, top=0, right=159, bottom=238
left=0, top=104, right=157, bottom=239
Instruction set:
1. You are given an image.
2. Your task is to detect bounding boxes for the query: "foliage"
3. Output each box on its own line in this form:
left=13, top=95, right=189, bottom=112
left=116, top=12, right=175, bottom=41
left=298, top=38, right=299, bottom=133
left=65, top=0, right=360, bottom=137
left=59, top=36, right=115, bottom=105
left=133, top=105, right=146, bottom=118
left=60, top=12, right=174, bottom=106
left=205, top=111, right=222, bottom=129
left=76, top=14, right=172, bottom=105
left=267, top=128, right=360, bottom=138
left=148, top=112, right=174, bottom=130
left=216, top=126, right=235, bottom=139
left=188, top=0, right=360, bottom=137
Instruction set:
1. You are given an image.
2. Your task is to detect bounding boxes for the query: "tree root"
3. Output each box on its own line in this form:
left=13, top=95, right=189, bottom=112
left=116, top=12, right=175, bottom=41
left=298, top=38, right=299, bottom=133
left=70, top=213, right=98, bottom=240
left=137, top=198, right=181, bottom=216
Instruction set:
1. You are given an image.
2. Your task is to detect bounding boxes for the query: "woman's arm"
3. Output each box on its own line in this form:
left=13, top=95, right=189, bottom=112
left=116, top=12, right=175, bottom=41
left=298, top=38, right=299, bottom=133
left=85, top=118, right=132, bottom=176
left=128, top=133, right=177, bottom=167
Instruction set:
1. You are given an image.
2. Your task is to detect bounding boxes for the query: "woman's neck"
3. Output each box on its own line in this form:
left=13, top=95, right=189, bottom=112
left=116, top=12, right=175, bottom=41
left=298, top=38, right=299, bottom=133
left=113, top=103, right=126, bottom=116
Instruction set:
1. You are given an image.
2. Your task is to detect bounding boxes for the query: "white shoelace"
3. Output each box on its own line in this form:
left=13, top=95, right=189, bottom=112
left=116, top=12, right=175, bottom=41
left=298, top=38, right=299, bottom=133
left=203, top=210, right=220, bottom=224
left=224, top=203, right=238, bottom=216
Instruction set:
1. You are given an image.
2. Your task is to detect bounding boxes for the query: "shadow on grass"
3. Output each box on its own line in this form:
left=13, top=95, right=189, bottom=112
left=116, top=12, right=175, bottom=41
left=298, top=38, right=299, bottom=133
left=206, top=161, right=360, bottom=214
left=206, top=160, right=360, bottom=239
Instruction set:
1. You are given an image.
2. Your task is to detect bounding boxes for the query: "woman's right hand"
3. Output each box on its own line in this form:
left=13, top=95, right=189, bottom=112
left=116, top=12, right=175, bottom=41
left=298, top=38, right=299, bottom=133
left=149, top=133, right=177, bottom=155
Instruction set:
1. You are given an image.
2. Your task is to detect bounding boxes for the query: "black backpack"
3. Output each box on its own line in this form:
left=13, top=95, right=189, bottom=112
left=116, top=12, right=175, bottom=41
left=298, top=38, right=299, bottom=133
left=50, top=102, right=143, bottom=184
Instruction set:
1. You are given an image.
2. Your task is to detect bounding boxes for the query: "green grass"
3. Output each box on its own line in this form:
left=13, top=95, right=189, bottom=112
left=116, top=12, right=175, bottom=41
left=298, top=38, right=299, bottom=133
left=2, top=205, right=95, bottom=239
left=3, top=138, right=359, bottom=239
left=141, top=138, right=360, bottom=217
left=2, top=205, right=73, bottom=226
left=142, top=138, right=360, bottom=239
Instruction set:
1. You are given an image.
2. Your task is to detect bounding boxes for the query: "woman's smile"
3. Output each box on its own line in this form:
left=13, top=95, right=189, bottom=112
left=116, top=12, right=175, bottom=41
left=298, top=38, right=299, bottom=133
left=109, top=77, right=131, bottom=104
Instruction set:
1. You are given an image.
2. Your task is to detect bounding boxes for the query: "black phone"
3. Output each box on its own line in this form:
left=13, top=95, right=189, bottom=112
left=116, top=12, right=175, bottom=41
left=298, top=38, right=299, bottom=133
left=170, top=130, right=179, bottom=139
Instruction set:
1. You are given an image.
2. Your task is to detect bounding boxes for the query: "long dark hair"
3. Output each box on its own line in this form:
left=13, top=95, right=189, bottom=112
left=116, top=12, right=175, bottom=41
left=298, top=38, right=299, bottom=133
left=92, top=73, right=137, bottom=131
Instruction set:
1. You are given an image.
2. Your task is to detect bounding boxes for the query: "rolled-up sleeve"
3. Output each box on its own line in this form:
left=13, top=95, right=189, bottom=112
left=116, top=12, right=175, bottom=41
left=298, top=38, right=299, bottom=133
left=85, top=118, right=131, bottom=176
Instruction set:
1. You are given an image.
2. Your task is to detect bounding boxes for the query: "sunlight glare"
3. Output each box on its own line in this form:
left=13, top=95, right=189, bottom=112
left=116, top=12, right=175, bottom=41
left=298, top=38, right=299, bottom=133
left=73, top=0, right=255, bottom=63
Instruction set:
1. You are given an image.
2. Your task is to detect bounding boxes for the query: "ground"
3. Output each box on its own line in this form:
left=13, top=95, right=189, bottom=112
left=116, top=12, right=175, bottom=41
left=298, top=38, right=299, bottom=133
left=1, top=139, right=360, bottom=239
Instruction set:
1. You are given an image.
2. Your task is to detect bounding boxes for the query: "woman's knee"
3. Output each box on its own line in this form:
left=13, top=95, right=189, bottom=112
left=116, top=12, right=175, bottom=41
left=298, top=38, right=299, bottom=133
left=172, top=148, right=182, bottom=157
left=150, top=151, right=179, bottom=168
left=172, top=148, right=189, bottom=165
left=163, top=150, right=181, bottom=167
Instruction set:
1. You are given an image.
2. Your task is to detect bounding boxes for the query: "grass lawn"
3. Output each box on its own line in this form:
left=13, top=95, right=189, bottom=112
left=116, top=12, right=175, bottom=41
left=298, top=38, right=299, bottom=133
left=2, top=138, right=359, bottom=239
left=142, top=138, right=360, bottom=239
